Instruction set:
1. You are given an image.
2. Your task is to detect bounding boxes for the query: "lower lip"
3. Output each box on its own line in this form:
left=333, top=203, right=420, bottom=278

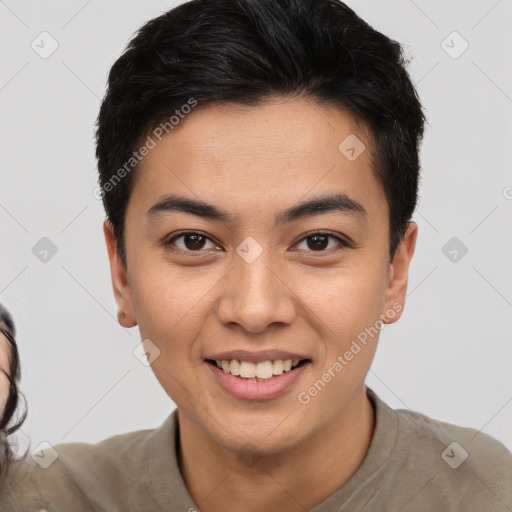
left=205, top=361, right=310, bottom=400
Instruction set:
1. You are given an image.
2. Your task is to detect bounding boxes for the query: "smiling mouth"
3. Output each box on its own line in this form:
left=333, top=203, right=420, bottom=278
left=205, top=358, right=311, bottom=381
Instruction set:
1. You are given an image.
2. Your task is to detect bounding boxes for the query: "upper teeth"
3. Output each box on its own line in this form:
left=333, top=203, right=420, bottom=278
left=215, top=359, right=301, bottom=379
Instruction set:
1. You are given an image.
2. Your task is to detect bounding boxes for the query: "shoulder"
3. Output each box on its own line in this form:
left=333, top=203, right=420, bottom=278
left=394, top=405, right=512, bottom=509
left=396, top=405, right=512, bottom=465
left=0, top=419, right=169, bottom=511
left=44, top=422, right=156, bottom=476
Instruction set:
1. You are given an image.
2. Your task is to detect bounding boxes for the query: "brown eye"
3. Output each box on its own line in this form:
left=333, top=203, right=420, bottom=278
left=182, top=233, right=206, bottom=250
left=307, top=234, right=329, bottom=251
left=295, top=232, right=347, bottom=252
left=167, top=232, right=220, bottom=253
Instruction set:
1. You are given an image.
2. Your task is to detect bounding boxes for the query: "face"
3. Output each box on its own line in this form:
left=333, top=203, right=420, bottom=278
left=105, top=97, right=417, bottom=455
left=0, top=331, right=11, bottom=412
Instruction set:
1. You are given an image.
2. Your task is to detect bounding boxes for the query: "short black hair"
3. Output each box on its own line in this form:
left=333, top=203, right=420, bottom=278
left=96, top=0, right=425, bottom=266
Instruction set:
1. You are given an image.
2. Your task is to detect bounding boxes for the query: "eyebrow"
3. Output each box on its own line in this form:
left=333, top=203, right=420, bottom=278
left=146, top=192, right=367, bottom=225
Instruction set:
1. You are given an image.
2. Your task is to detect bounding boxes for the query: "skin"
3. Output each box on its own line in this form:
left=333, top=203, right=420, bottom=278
left=104, top=96, right=418, bottom=512
left=0, top=331, right=11, bottom=412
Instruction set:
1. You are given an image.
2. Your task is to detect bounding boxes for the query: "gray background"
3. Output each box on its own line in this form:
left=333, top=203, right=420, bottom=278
left=0, top=0, right=511, bottom=457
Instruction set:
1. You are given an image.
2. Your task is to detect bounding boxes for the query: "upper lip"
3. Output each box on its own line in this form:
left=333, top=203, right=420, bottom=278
left=205, top=350, right=311, bottom=364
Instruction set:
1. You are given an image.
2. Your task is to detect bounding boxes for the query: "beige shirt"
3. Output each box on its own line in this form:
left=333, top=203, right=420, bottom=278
left=1, top=387, right=511, bottom=511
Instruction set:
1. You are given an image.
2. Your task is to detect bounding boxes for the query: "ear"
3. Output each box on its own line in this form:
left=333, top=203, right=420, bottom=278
left=382, top=221, right=418, bottom=324
left=103, top=220, right=137, bottom=328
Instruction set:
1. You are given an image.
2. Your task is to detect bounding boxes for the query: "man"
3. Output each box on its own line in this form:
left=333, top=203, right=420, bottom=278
left=2, top=0, right=511, bottom=510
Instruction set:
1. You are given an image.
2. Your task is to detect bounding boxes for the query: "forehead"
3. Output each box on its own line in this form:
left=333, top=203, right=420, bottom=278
left=131, top=97, right=387, bottom=221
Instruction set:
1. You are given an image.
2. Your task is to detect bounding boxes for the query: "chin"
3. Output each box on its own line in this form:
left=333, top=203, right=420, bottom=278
left=212, top=417, right=305, bottom=457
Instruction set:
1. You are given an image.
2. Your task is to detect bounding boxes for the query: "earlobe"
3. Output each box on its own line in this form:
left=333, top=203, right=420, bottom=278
left=382, top=222, right=418, bottom=325
left=118, top=309, right=137, bottom=328
left=103, top=220, right=138, bottom=328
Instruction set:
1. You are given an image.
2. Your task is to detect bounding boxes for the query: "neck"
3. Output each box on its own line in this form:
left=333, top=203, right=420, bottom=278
left=177, top=386, right=375, bottom=512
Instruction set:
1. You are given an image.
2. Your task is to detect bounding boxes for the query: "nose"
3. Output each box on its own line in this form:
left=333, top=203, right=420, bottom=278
left=215, top=252, right=296, bottom=334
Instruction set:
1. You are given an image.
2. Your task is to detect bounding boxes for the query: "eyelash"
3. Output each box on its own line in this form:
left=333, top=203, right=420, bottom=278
left=165, top=230, right=349, bottom=255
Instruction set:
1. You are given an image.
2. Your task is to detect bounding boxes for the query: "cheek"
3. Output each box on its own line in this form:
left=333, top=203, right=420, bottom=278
left=130, top=256, right=217, bottom=365
left=300, top=264, right=388, bottom=350
left=132, top=250, right=191, bottom=324
left=134, top=279, right=199, bottom=343
left=131, top=268, right=209, bottom=404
